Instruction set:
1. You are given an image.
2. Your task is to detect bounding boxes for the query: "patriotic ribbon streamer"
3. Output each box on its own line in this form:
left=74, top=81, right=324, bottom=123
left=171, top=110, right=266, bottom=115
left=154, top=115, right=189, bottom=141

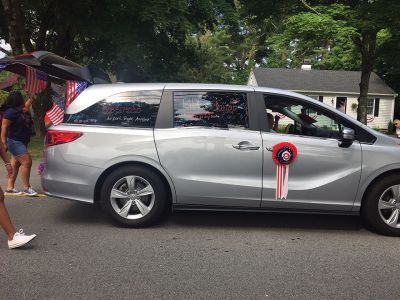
left=272, top=142, right=297, bottom=200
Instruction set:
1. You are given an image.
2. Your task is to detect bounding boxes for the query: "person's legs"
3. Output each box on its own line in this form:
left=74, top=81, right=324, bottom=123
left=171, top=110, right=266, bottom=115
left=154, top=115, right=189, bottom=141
left=15, top=153, right=32, bottom=190
left=0, top=187, right=37, bottom=248
left=6, top=156, right=20, bottom=191
left=0, top=187, right=16, bottom=240
left=6, top=140, right=36, bottom=195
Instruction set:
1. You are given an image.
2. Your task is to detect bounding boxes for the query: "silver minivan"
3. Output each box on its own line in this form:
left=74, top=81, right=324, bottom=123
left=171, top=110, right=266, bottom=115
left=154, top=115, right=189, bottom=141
left=42, top=83, right=400, bottom=236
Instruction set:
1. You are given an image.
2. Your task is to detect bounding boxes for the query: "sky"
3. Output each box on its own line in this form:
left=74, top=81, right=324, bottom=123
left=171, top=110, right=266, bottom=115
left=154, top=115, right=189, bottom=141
left=0, top=40, right=11, bottom=58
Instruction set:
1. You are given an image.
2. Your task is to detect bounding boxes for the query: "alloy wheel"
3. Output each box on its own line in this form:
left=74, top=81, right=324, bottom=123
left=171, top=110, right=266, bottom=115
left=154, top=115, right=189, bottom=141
left=378, top=184, right=400, bottom=229
left=110, top=175, right=155, bottom=220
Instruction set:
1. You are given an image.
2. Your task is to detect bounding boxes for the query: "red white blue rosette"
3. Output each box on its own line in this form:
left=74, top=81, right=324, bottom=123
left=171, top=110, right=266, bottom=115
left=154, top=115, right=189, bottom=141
left=272, top=142, right=297, bottom=200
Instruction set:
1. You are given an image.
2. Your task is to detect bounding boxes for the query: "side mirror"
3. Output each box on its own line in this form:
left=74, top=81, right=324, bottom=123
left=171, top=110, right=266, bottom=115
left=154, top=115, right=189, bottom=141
left=339, top=127, right=355, bottom=148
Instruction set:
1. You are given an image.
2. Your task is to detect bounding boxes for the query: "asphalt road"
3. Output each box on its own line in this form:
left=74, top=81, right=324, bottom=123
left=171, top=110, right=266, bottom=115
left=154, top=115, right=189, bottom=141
left=1, top=163, right=400, bottom=299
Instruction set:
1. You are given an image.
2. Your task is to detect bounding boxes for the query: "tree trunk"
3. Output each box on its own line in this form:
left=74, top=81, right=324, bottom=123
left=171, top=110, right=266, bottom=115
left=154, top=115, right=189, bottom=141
left=36, top=16, right=50, bottom=50
left=356, top=31, right=377, bottom=124
left=1, top=0, right=23, bottom=54
left=357, top=68, right=371, bottom=124
left=56, top=28, right=74, bottom=57
left=13, top=0, right=34, bottom=53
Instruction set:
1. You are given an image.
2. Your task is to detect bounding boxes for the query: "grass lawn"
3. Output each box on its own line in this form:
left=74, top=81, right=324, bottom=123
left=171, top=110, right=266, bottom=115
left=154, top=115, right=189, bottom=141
left=28, top=136, right=45, bottom=160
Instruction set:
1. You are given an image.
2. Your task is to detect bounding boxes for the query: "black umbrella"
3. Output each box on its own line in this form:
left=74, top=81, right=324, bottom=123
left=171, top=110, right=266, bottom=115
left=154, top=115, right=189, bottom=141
left=0, top=51, right=94, bottom=83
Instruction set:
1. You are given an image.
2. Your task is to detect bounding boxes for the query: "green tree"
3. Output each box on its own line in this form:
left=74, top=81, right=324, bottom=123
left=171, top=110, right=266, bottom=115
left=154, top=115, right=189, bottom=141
left=0, top=0, right=237, bottom=77
left=177, top=27, right=257, bottom=84
left=265, top=4, right=360, bottom=70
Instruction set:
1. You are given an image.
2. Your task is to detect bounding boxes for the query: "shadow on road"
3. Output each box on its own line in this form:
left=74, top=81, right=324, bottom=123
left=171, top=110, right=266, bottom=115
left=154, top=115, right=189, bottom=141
left=58, top=202, right=365, bottom=232
left=57, top=202, right=110, bottom=226
left=168, top=210, right=365, bottom=232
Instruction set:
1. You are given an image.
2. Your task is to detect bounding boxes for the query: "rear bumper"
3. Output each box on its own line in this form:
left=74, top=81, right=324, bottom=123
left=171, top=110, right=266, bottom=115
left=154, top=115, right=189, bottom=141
left=41, top=176, right=97, bottom=203
left=43, top=190, right=95, bottom=204
left=41, top=152, right=102, bottom=203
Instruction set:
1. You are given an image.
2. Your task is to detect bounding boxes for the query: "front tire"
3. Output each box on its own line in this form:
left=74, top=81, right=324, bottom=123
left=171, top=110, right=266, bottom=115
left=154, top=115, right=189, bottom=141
left=100, top=165, right=168, bottom=227
left=361, top=174, right=400, bottom=236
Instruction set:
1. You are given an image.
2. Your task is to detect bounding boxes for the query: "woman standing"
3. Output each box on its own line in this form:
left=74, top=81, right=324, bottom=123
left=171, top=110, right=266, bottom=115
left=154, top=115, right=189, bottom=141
left=0, top=137, right=36, bottom=249
left=1, top=91, right=37, bottom=196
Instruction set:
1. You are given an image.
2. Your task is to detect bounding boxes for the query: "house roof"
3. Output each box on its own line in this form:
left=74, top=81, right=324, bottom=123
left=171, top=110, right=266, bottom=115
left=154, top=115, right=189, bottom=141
left=252, top=67, right=397, bottom=95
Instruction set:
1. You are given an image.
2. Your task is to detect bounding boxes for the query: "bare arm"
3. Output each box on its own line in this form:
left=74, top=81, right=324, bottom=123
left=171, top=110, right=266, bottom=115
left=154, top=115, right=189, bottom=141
left=1, top=118, right=10, bottom=146
left=0, top=134, right=12, bottom=176
left=0, top=119, right=12, bottom=176
left=0, top=140, right=10, bottom=164
left=22, top=96, right=33, bottom=113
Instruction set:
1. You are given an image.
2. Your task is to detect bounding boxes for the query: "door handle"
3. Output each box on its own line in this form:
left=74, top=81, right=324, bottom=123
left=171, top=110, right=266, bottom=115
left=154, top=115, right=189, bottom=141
left=232, top=142, right=260, bottom=150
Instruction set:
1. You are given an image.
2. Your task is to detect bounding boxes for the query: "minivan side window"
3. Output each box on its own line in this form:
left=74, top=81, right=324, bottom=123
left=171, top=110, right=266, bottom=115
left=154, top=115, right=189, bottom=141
left=264, top=94, right=345, bottom=139
left=173, top=91, right=248, bottom=129
left=64, top=90, right=162, bottom=128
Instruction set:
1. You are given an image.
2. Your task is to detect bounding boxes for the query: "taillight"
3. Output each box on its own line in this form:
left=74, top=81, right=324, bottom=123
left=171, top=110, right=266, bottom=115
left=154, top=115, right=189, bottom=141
left=45, top=130, right=82, bottom=148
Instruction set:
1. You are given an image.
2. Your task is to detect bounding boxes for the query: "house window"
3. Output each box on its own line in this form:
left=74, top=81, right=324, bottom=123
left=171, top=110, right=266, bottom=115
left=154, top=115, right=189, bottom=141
left=306, top=96, right=323, bottom=114
left=367, top=98, right=380, bottom=116
left=367, top=99, right=374, bottom=115
left=307, top=95, right=323, bottom=102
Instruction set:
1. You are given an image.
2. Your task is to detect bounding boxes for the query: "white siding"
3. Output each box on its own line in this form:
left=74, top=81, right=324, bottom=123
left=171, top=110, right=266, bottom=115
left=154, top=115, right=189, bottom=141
left=369, top=98, right=394, bottom=129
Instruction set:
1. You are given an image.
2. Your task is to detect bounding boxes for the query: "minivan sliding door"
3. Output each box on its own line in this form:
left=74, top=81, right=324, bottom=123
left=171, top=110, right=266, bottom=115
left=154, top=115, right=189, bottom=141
left=154, top=90, right=263, bottom=208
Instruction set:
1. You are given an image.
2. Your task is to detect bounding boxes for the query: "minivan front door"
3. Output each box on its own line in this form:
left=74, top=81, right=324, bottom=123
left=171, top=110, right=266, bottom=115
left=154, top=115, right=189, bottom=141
left=155, top=90, right=262, bottom=207
left=260, top=93, right=362, bottom=211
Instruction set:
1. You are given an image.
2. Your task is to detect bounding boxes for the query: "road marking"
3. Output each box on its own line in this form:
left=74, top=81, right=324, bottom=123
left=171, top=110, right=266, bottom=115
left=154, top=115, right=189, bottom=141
left=4, top=193, right=47, bottom=197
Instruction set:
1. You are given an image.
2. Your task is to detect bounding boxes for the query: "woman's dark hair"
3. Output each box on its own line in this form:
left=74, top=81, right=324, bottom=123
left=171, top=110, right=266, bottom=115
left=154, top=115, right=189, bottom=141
left=0, top=103, right=7, bottom=112
left=6, top=91, right=24, bottom=108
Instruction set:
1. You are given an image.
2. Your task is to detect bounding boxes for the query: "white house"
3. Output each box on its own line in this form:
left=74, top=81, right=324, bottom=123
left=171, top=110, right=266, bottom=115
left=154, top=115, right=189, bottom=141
left=248, top=66, right=398, bottom=130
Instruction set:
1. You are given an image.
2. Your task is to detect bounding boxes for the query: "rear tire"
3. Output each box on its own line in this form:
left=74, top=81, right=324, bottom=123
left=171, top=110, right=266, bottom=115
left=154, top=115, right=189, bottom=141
left=99, top=165, right=168, bottom=227
left=361, top=174, right=400, bottom=236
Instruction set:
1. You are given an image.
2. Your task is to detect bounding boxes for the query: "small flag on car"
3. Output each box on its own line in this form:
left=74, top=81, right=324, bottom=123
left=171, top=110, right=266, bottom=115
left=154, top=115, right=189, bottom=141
left=24, top=66, right=48, bottom=94
left=65, top=80, right=88, bottom=108
left=45, top=97, right=65, bottom=126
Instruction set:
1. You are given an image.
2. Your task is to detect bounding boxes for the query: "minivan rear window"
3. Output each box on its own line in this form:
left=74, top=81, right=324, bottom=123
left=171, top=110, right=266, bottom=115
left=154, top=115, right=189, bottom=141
left=64, top=90, right=162, bottom=128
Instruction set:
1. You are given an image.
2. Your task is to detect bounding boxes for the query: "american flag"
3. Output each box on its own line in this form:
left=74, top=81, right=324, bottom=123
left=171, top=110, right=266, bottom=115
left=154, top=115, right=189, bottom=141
left=65, top=80, right=88, bottom=108
left=24, top=66, right=48, bottom=94
left=45, top=97, right=65, bottom=126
